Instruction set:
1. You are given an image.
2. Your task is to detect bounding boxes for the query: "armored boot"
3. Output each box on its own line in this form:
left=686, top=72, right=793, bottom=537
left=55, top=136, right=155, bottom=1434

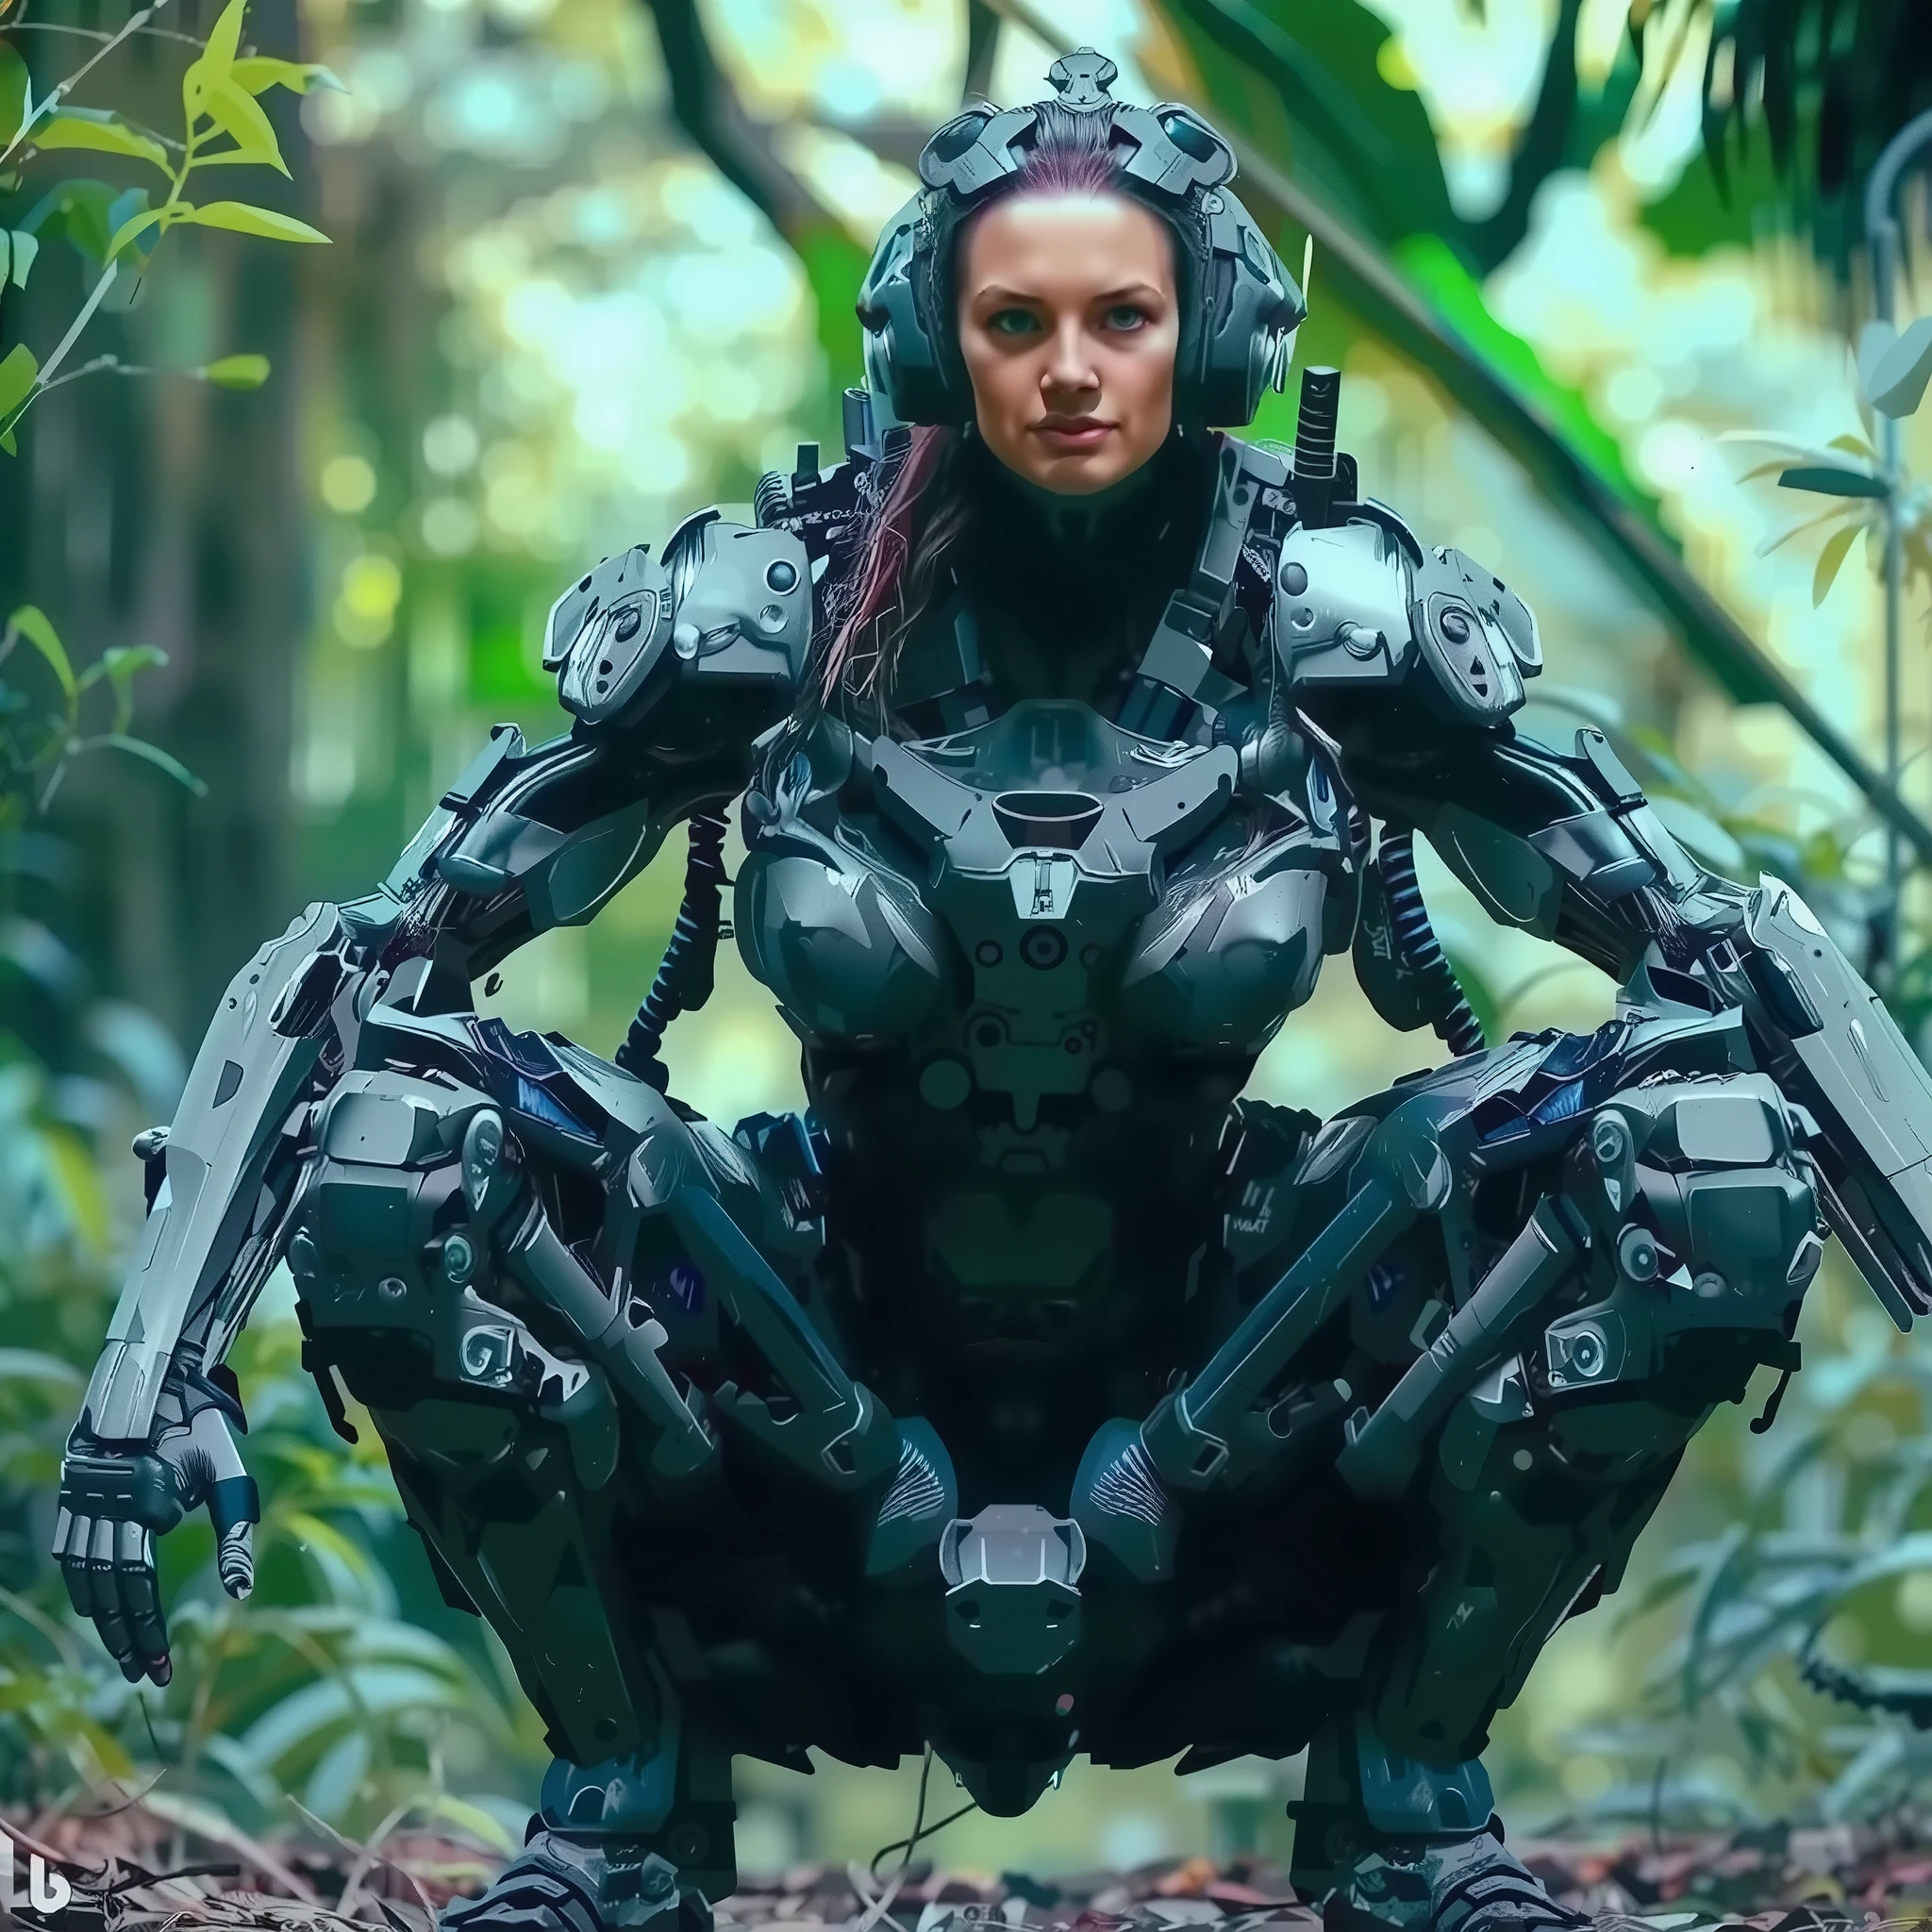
left=1290, top=1718, right=1585, bottom=1932
left=443, top=1744, right=734, bottom=1932
left=443, top=1833, right=708, bottom=1932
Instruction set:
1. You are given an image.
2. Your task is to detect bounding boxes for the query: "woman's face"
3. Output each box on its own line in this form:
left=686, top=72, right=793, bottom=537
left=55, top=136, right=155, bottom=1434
left=956, top=190, right=1179, bottom=495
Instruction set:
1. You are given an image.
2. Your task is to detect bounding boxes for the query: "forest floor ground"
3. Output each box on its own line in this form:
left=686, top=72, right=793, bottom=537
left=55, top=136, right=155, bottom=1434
left=8, top=1807, right=1932, bottom=1932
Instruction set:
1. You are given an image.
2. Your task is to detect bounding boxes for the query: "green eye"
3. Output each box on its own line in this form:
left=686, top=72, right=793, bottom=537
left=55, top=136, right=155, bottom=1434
left=1105, top=304, right=1148, bottom=331
left=987, top=308, right=1041, bottom=336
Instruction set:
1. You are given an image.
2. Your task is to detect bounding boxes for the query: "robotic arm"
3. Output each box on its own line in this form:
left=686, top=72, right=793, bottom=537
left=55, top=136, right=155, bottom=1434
left=1338, top=698, right=1932, bottom=1332
left=1074, top=492, right=1932, bottom=1580
left=57, top=515, right=814, bottom=1683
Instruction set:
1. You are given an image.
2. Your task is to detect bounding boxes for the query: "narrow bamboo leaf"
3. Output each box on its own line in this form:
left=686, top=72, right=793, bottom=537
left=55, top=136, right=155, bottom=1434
left=0, top=1347, right=83, bottom=1386
left=182, top=200, right=327, bottom=244
left=423, top=1794, right=518, bottom=1856
left=1813, top=523, right=1863, bottom=607
left=203, top=352, right=269, bottom=388
left=1776, top=465, right=1890, bottom=499
left=8, top=604, right=75, bottom=699
left=200, top=75, right=285, bottom=174
left=1717, top=431, right=1815, bottom=459
left=1756, top=504, right=1854, bottom=558
left=7, top=227, right=38, bottom=288
left=0, top=340, right=34, bottom=420
left=29, top=113, right=170, bottom=172
left=229, top=56, right=343, bottom=95
left=73, top=730, right=208, bottom=794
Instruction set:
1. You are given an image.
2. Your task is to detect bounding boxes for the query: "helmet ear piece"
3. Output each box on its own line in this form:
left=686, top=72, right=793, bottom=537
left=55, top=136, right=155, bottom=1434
left=1183, top=188, right=1305, bottom=426
left=858, top=193, right=969, bottom=427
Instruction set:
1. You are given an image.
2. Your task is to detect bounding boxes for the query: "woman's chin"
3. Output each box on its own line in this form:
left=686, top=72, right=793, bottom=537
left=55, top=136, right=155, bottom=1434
left=1025, top=448, right=1139, bottom=496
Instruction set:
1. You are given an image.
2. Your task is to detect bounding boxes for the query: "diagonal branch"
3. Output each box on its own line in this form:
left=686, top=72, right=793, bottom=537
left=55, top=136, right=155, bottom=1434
left=640, top=0, right=832, bottom=242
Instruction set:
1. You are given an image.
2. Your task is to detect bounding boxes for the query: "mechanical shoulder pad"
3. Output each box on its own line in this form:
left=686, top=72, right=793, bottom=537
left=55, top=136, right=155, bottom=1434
left=1272, top=511, right=1541, bottom=725
left=543, top=512, right=811, bottom=729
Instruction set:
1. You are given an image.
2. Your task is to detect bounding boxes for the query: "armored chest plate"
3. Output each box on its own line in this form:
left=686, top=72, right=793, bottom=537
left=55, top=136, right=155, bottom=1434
left=865, top=705, right=1239, bottom=1124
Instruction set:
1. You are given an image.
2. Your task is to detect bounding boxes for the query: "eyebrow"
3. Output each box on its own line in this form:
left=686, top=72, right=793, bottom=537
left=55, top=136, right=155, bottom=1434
left=970, top=281, right=1167, bottom=306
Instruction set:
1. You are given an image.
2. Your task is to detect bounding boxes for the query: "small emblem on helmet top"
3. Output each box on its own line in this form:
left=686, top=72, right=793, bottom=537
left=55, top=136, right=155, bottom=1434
left=1047, top=47, right=1118, bottom=110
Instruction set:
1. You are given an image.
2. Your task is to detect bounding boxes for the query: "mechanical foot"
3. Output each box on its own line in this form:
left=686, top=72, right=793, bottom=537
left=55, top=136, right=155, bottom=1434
left=441, top=1829, right=712, bottom=1932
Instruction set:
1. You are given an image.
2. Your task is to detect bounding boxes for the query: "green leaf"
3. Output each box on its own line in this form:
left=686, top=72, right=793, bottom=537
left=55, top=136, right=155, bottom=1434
left=1813, top=522, right=1863, bottom=607
left=1777, top=464, right=1890, bottom=499
left=0, top=1347, right=83, bottom=1387
left=19, top=177, right=118, bottom=260
left=0, top=339, right=39, bottom=450
left=0, top=42, right=28, bottom=149
left=203, top=351, right=269, bottom=388
left=76, top=641, right=168, bottom=691
left=5, top=227, right=38, bottom=288
left=78, top=641, right=168, bottom=730
left=1441, top=945, right=1499, bottom=1049
left=104, top=186, right=158, bottom=263
left=70, top=731, right=208, bottom=795
left=421, top=1793, right=518, bottom=1857
left=181, top=199, right=327, bottom=244
left=106, top=204, right=169, bottom=261
left=197, top=75, right=286, bottom=174
left=7, top=605, right=75, bottom=701
left=183, top=0, right=248, bottom=114
left=1755, top=503, right=1855, bottom=558
left=28, top=112, right=170, bottom=172
left=229, top=56, right=343, bottom=95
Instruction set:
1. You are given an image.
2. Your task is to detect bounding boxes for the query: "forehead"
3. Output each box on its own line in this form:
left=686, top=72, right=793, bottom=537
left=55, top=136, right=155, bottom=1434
left=958, top=191, right=1174, bottom=296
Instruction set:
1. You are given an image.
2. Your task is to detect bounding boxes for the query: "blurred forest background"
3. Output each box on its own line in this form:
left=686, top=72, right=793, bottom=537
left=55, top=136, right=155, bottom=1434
left=5, top=0, right=1932, bottom=1888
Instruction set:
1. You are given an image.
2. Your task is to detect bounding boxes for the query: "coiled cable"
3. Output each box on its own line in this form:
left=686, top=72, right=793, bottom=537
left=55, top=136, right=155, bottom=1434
left=616, top=808, right=730, bottom=1091
left=1376, top=827, right=1486, bottom=1057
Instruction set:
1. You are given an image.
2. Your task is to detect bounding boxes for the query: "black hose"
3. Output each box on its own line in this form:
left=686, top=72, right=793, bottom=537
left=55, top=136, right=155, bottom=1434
left=615, top=808, right=729, bottom=1091
left=1377, top=828, right=1486, bottom=1057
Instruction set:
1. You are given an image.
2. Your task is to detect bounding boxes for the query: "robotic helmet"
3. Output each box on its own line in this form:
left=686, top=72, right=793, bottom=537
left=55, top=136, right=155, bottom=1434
left=858, top=48, right=1306, bottom=431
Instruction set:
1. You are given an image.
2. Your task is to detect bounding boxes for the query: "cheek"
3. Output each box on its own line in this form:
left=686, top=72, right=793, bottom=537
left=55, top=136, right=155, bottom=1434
left=1115, top=328, right=1177, bottom=418
left=965, top=336, right=1033, bottom=415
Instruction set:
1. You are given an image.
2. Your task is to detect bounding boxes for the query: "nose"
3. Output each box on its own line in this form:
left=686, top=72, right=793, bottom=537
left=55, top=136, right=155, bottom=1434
left=1040, top=318, right=1100, bottom=407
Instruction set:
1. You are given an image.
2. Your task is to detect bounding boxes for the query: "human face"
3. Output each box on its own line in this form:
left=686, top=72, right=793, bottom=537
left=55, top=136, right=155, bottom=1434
left=956, top=191, right=1179, bottom=495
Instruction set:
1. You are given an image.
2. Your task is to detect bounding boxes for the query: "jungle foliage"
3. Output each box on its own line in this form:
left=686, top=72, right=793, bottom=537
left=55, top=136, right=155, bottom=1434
left=6, top=0, right=1932, bottom=1847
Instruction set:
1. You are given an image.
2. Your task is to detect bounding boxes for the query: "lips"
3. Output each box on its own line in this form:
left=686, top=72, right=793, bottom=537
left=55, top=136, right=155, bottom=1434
left=1034, top=417, right=1114, bottom=450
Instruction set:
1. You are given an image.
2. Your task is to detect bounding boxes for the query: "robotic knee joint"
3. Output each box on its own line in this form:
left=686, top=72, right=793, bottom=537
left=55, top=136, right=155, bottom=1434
left=1540, top=1072, right=1819, bottom=1407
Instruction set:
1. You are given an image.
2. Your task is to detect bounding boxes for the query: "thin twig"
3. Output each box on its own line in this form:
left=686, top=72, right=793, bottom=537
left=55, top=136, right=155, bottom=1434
left=336, top=1800, right=415, bottom=1924
left=0, top=1813, right=92, bottom=1875
left=288, top=1799, right=435, bottom=1928
left=0, top=1578, right=80, bottom=1664
left=1, top=18, right=204, bottom=48
left=35, top=258, right=119, bottom=387
left=0, top=0, right=172, bottom=167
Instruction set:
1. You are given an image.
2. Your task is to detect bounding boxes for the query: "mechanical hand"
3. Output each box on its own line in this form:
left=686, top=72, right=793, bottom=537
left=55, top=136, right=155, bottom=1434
left=54, top=1397, right=259, bottom=1685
